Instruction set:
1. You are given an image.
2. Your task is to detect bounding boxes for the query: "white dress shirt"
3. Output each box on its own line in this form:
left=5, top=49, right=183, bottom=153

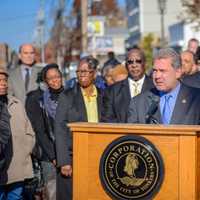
left=128, top=75, right=145, bottom=98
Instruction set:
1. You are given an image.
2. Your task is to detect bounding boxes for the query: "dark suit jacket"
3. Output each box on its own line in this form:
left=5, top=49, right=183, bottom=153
left=127, top=84, right=200, bottom=125
left=0, top=102, right=11, bottom=171
left=101, top=75, right=154, bottom=123
left=181, top=71, right=200, bottom=89
left=54, top=83, right=103, bottom=167
left=0, top=102, right=11, bottom=145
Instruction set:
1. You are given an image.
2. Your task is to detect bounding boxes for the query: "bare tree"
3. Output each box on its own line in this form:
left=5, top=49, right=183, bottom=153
left=181, top=0, right=200, bottom=30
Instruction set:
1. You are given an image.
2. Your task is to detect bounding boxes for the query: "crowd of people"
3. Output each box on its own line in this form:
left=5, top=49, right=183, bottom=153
left=1, top=38, right=200, bottom=200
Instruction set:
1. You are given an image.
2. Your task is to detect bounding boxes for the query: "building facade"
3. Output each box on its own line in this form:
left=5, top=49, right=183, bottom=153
left=126, top=0, right=182, bottom=48
left=0, top=43, right=12, bottom=68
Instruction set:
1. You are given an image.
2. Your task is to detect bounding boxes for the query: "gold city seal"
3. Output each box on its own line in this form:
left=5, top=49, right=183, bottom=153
left=100, top=135, right=164, bottom=200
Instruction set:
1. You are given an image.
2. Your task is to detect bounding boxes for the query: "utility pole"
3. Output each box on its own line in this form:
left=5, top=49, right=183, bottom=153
left=36, top=0, right=45, bottom=64
left=55, top=0, right=65, bottom=69
left=81, top=0, right=88, bottom=55
left=157, top=0, right=167, bottom=47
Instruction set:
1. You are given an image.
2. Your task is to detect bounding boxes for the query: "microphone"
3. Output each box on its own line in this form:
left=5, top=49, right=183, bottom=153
left=145, top=97, right=159, bottom=124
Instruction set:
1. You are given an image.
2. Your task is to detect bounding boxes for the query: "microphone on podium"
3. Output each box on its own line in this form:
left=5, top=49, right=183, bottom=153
left=145, top=97, right=159, bottom=124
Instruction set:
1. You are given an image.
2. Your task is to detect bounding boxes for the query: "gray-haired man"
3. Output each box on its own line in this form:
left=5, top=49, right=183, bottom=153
left=127, top=48, right=200, bottom=125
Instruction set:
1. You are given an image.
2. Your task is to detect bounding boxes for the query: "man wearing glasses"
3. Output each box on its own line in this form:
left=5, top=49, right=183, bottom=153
left=127, top=48, right=200, bottom=125
left=54, top=56, right=103, bottom=200
left=102, top=47, right=154, bottom=123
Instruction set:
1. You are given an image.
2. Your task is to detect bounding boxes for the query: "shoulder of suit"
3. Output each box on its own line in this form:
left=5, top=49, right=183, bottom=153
left=63, top=85, right=77, bottom=96
left=57, top=87, right=77, bottom=106
left=183, top=72, right=200, bottom=83
left=144, top=75, right=153, bottom=82
left=189, top=71, right=200, bottom=78
left=96, top=86, right=103, bottom=94
left=108, top=78, right=128, bottom=90
left=183, top=83, right=200, bottom=94
left=32, top=64, right=43, bottom=72
left=134, top=88, right=158, bottom=101
left=136, top=89, right=151, bottom=98
left=144, top=74, right=151, bottom=80
left=63, top=83, right=102, bottom=96
left=8, top=64, right=42, bottom=75
left=8, top=65, right=20, bottom=75
left=103, top=79, right=128, bottom=98
left=26, top=89, right=43, bottom=98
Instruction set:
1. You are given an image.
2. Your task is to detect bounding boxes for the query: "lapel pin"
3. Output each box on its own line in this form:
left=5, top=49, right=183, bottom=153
left=182, top=99, right=187, bottom=104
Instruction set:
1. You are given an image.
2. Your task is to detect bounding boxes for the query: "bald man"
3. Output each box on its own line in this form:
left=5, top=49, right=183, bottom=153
left=8, top=44, right=42, bottom=104
left=181, top=50, right=200, bottom=88
left=187, top=38, right=199, bottom=55
left=181, top=50, right=197, bottom=76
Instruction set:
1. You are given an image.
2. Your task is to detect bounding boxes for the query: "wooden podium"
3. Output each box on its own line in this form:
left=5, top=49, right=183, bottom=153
left=68, top=123, right=200, bottom=200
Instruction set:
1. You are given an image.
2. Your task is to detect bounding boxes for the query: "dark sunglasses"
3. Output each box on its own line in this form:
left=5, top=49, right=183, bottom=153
left=126, top=59, right=142, bottom=65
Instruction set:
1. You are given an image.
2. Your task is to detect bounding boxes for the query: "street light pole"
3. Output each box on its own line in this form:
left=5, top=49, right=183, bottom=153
left=37, top=0, right=45, bottom=64
left=81, top=0, right=88, bottom=55
left=157, top=0, right=167, bottom=47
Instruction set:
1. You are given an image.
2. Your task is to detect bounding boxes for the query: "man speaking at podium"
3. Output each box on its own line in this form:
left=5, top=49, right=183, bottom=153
left=127, top=48, right=200, bottom=125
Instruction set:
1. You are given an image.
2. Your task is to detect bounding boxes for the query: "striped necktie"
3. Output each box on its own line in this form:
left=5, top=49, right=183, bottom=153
left=133, top=82, right=140, bottom=97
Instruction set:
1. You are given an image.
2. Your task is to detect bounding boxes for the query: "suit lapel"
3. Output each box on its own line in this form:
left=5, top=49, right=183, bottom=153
left=75, top=85, right=88, bottom=121
left=97, top=88, right=103, bottom=121
left=154, top=106, right=162, bottom=124
left=141, top=76, right=149, bottom=92
left=147, top=89, right=162, bottom=124
left=170, top=84, right=191, bottom=124
left=116, top=79, right=131, bottom=122
left=124, top=79, right=131, bottom=100
left=74, top=85, right=103, bottom=122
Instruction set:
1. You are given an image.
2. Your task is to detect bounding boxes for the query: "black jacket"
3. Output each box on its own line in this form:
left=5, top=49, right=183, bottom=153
left=26, top=88, right=56, bottom=161
left=0, top=101, right=11, bottom=171
left=181, top=71, right=200, bottom=89
left=101, top=76, right=154, bottom=123
left=54, top=83, right=103, bottom=167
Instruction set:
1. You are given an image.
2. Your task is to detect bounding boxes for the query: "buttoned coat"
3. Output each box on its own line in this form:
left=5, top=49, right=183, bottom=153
left=0, top=95, right=35, bottom=185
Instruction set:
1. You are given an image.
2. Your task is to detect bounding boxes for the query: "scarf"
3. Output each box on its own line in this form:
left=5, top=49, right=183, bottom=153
left=43, top=87, right=63, bottom=119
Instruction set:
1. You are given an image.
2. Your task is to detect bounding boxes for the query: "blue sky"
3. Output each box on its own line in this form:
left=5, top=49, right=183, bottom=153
left=0, top=0, right=125, bottom=51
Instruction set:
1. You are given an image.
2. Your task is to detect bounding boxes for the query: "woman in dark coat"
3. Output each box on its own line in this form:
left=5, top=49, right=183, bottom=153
left=26, top=63, right=64, bottom=200
left=54, top=56, right=104, bottom=200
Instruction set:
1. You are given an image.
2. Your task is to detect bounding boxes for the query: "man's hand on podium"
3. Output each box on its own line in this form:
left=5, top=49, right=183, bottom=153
left=61, top=165, right=72, bottom=177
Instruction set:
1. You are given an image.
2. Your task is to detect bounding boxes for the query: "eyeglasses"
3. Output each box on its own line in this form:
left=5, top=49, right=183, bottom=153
left=76, top=70, right=94, bottom=75
left=126, top=59, right=142, bottom=65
